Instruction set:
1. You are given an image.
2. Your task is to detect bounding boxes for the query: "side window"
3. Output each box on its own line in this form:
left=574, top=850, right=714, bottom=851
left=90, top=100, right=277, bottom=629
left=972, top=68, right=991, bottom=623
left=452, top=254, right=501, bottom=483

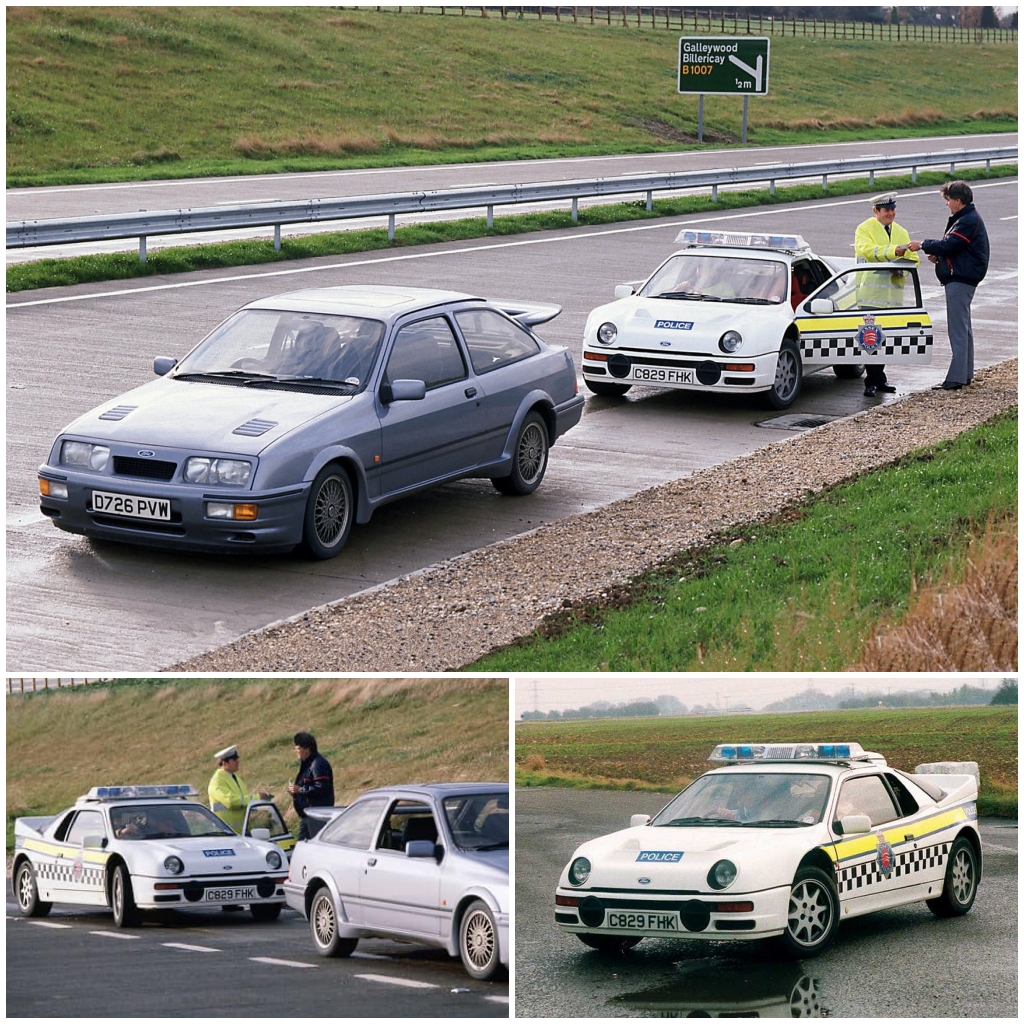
left=65, top=810, right=105, bottom=845
left=51, top=811, right=77, bottom=842
left=319, top=797, right=388, bottom=850
left=454, top=308, right=540, bottom=374
left=375, top=800, right=439, bottom=852
left=385, top=316, right=466, bottom=390
left=814, top=267, right=919, bottom=311
left=835, top=776, right=900, bottom=827
left=884, top=773, right=920, bottom=819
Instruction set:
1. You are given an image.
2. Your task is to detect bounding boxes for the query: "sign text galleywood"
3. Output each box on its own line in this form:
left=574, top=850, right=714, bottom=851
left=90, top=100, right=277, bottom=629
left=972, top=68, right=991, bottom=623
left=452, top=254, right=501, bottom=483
left=678, top=37, right=770, bottom=96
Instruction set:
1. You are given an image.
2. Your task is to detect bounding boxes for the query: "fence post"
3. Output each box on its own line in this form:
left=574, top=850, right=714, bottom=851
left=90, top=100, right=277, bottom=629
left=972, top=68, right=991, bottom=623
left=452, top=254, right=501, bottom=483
left=487, top=204, right=493, bottom=228
left=571, top=196, right=578, bottom=222
left=139, top=236, right=146, bottom=263
left=274, top=224, right=281, bottom=251
left=911, top=166, right=917, bottom=184
left=822, top=174, right=828, bottom=191
left=646, top=189, right=652, bottom=211
left=711, top=184, right=718, bottom=202
left=388, top=213, right=395, bottom=240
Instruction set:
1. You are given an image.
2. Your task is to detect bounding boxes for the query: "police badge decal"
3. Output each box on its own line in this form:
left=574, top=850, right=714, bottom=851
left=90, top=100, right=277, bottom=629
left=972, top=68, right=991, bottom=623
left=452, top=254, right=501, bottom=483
left=856, top=314, right=885, bottom=354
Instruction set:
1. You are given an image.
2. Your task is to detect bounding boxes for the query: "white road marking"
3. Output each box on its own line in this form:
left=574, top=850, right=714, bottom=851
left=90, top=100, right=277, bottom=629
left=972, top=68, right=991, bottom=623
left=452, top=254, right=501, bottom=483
left=27, top=921, right=74, bottom=929
left=354, top=974, right=439, bottom=989
left=249, top=956, right=317, bottom=968
left=163, top=942, right=221, bottom=952
left=999, top=214, right=1017, bottom=219
left=89, top=930, right=139, bottom=939
left=486, top=995, right=511, bottom=1004
left=982, top=842, right=1017, bottom=853
left=8, top=179, right=1016, bottom=311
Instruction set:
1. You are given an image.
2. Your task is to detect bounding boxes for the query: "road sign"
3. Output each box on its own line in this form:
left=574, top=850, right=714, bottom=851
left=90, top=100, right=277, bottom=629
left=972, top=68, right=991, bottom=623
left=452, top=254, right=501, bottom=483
left=678, top=37, right=770, bottom=96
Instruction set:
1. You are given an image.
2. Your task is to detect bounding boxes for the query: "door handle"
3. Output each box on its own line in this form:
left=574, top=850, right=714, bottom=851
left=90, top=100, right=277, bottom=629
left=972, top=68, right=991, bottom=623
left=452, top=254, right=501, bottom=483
left=367, top=857, right=377, bottom=867
left=464, top=387, right=477, bottom=399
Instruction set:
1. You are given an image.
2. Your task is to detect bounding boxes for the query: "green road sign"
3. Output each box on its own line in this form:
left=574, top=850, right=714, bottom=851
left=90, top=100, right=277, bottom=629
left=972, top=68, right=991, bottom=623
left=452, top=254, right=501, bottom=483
left=678, top=37, right=770, bottom=95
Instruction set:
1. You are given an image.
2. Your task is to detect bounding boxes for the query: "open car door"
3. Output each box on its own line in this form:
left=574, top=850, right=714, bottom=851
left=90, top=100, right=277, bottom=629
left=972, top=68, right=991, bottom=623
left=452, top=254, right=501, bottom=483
left=242, top=800, right=297, bottom=860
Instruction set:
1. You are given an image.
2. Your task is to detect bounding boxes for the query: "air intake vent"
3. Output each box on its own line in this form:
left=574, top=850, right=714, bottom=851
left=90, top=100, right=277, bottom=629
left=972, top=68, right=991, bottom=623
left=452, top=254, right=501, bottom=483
left=98, top=405, right=138, bottom=421
left=113, top=457, right=176, bottom=480
left=233, top=418, right=278, bottom=437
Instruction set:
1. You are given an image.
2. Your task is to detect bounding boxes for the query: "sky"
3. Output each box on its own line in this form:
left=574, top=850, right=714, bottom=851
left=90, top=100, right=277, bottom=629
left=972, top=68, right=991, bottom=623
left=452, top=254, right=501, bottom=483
left=513, top=673, right=1009, bottom=718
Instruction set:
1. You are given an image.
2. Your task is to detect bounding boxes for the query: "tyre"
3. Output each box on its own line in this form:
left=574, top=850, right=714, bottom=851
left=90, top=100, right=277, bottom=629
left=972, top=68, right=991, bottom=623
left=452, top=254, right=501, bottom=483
left=110, top=863, right=140, bottom=927
left=576, top=933, right=642, bottom=953
left=309, top=887, right=358, bottom=958
left=250, top=902, right=283, bottom=922
left=303, top=464, right=354, bottom=559
left=15, top=861, right=51, bottom=918
left=777, top=866, right=839, bottom=957
left=585, top=379, right=631, bottom=398
left=765, top=339, right=803, bottom=410
left=492, top=411, right=549, bottom=495
left=927, top=836, right=979, bottom=917
left=459, top=899, right=503, bottom=980
left=832, top=363, right=864, bottom=379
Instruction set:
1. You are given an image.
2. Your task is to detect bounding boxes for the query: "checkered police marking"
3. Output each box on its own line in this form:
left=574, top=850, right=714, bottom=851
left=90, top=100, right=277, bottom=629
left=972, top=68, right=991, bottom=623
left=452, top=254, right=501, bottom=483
left=837, top=841, right=948, bottom=893
left=36, top=859, right=106, bottom=888
left=801, top=335, right=932, bottom=359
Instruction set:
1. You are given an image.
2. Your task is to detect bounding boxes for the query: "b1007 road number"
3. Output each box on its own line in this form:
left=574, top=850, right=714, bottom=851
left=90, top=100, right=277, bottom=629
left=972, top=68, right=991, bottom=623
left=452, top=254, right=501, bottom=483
left=92, top=490, right=171, bottom=521
left=605, top=910, right=680, bottom=931
left=631, top=367, right=694, bottom=384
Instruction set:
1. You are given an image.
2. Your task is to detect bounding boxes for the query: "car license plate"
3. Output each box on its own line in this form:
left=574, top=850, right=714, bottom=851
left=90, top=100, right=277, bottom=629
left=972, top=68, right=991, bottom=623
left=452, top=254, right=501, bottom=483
left=605, top=910, right=680, bottom=931
left=205, top=886, right=257, bottom=902
left=91, top=490, right=171, bottom=521
left=630, top=366, right=694, bottom=384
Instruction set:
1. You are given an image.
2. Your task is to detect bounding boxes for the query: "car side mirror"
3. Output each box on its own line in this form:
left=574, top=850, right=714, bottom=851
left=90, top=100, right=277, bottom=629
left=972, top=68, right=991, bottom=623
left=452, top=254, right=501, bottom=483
left=153, top=356, right=178, bottom=376
left=251, top=827, right=271, bottom=841
left=630, top=814, right=651, bottom=827
left=614, top=284, right=635, bottom=300
left=83, top=835, right=106, bottom=850
left=808, top=298, right=834, bottom=315
left=381, top=379, right=427, bottom=404
left=406, top=839, right=439, bottom=859
left=838, top=814, right=872, bottom=836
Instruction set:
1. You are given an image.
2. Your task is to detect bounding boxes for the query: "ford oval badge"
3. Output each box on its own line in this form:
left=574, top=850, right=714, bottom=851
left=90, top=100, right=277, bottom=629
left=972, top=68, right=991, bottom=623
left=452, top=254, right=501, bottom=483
left=637, top=877, right=651, bottom=885
left=138, top=450, right=155, bottom=458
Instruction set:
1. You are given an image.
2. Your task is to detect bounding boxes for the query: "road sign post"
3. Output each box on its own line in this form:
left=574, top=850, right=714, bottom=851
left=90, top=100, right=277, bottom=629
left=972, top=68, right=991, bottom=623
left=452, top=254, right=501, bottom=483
left=678, top=36, right=769, bottom=144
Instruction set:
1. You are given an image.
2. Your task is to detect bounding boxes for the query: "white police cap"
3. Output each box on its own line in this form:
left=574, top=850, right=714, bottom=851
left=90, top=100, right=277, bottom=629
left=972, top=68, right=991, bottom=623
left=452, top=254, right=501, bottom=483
left=214, top=745, right=239, bottom=761
left=870, top=192, right=898, bottom=208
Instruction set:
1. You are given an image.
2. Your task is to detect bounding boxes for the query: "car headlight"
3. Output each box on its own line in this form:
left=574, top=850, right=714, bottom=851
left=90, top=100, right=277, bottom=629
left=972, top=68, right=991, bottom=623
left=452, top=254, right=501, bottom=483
left=266, top=849, right=282, bottom=870
left=568, top=856, right=591, bottom=886
left=707, top=859, right=737, bottom=890
left=163, top=856, right=184, bottom=875
left=61, top=441, right=110, bottom=472
left=184, top=457, right=252, bottom=486
left=596, top=322, right=618, bottom=346
left=719, top=330, right=743, bottom=353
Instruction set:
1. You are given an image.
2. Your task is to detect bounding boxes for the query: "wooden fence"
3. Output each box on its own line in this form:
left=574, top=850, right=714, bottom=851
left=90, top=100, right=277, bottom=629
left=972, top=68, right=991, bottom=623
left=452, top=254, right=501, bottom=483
left=7, top=677, right=109, bottom=694
left=378, top=8, right=1018, bottom=42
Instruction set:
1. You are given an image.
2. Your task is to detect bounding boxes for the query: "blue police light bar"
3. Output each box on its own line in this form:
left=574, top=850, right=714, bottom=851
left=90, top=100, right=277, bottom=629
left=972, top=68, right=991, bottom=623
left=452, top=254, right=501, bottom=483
left=709, top=743, right=866, bottom=763
left=88, top=785, right=199, bottom=800
left=675, top=228, right=809, bottom=252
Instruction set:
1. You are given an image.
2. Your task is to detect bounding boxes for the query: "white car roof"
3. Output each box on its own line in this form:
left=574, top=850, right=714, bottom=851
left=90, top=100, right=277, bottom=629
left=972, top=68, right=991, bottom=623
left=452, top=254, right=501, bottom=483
left=247, top=284, right=482, bottom=318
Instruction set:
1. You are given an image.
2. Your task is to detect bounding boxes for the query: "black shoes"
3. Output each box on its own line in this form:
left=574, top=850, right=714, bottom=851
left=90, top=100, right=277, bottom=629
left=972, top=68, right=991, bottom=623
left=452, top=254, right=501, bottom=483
left=864, top=385, right=877, bottom=396
left=864, top=383, right=896, bottom=397
left=876, top=383, right=897, bottom=393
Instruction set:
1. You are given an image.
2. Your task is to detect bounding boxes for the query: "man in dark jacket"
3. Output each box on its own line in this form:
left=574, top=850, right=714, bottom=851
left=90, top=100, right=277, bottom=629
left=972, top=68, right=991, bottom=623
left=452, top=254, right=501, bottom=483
left=908, top=181, right=990, bottom=390
left=288, top=731, right=335, bottom=840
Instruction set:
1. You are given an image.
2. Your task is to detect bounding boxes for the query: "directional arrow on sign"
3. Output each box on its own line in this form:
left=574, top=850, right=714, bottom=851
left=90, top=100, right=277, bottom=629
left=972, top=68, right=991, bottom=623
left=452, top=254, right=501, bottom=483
left=728, top=53, right=763, bottom=91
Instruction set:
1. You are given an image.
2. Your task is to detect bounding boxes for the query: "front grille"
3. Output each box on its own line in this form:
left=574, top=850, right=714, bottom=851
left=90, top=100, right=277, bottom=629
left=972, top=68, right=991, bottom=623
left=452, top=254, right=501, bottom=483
left=113, top=456, right=176, bottom=480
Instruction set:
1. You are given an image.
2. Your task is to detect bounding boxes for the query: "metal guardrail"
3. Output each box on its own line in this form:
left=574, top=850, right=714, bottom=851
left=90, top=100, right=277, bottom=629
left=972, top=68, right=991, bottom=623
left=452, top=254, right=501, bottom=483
left=7, top=146, right=1017, bottom=262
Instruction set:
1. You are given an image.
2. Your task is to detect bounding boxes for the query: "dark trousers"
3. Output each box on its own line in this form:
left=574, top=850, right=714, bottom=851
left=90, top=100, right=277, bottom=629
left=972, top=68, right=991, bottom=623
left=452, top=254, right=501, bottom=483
left=865, top=364, right=888, bottom=386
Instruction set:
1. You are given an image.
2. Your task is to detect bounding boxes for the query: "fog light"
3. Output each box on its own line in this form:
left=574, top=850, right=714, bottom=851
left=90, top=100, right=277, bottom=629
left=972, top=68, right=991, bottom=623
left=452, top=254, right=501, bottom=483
left=40, top=479, right=68, bottom=500
left=207, top=502, right=259, bottom=521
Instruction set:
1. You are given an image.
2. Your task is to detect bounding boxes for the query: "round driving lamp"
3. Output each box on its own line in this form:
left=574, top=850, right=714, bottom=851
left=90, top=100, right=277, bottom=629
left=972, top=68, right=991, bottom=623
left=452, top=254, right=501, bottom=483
left=266, top=849, right=283, bottom=870
left=568, top=856, right=592, bottom=886
left=163, top=855, right=185, bottom=875
left=596, top=322, right=618, bottom=345
left=707, top=859, right=737, bottom=890
left=719, top=330, right=743, bottom=353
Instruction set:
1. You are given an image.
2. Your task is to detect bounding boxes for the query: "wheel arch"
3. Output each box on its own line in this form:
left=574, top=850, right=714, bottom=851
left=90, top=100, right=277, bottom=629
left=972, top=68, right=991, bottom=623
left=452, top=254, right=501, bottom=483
left=797, top=847, right=838, bottom=883
left=303, top=448, right=372, bottom=524
left=449, top=887, right=504, bottom=958
left=955, top=826, right=983, bottom=880
left=104, top=854, right=130, bottom=904
left=503, top=393, right=555, bottom=459
left=303, top=873, right=360, bottom=937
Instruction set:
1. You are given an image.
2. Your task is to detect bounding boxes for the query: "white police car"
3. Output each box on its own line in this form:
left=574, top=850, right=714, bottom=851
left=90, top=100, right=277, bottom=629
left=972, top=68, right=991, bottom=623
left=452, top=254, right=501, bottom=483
left=582, top=230, right=932, bottom=408
left=555, top=742, right=980, bottom=957
left=13, top=785, right=288, bottom=926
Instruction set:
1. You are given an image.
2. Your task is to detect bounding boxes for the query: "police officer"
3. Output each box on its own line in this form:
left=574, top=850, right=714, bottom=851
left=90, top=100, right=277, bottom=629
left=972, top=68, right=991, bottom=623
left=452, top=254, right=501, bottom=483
left=853, top=192, right=919, bottom=397
left=288, top=732, right=335, bottom=840
left=208, top=745, right=269, bottom=833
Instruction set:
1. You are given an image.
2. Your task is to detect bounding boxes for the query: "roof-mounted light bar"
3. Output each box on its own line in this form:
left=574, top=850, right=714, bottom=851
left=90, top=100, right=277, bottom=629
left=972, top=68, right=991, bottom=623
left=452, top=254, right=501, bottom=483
left=675, top=229, right=809, bottom=253
left=709, top=742, right=872, bottom=763
left=86, top=785, right=199, bottom=801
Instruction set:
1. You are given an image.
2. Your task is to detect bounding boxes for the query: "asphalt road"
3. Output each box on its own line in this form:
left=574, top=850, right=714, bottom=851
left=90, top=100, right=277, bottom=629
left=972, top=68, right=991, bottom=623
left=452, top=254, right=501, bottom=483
left=6, top=177, right=1017, bottom=672
left=5, top=897, right=508, bottom=1017
left=6, top=133, right=1015, bottom=261
left=514, top=788, right=1019, bottom=1018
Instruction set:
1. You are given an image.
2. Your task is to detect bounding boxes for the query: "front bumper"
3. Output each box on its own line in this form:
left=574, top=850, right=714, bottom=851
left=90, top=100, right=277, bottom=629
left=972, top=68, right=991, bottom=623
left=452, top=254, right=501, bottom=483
left=582, top=345, right=779, bottom=393
left=554, top=883, right=790, bottom=941
left=39, top=466, right=309, bottom=554
left=134, top=872, right=288, bottom=909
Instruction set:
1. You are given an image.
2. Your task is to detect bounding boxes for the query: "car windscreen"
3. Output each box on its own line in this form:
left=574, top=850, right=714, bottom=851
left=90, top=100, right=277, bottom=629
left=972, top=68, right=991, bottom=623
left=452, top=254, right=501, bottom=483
left=110, top=802, right=235, bottom=840
left=442, top=793, right=508, bottom=850
left=650, top=772, right=832, bottom=828
left=175, top=309, right=386, bottom=387
left=640, top=254, right=788, bottom=305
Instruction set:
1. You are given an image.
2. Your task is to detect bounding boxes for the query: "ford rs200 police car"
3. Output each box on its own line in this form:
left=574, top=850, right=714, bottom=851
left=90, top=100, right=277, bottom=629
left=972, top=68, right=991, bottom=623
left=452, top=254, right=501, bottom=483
left=555, top=743, right=980, bottom=957
left=582, top=230, right=932, bottom=409
left=13, top=785, right=288, bottom=926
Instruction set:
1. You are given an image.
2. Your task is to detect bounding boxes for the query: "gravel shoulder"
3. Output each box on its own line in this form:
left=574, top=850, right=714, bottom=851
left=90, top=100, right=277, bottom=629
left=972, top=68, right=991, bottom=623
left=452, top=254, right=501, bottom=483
left=172, top=359, right=1018, bottom=672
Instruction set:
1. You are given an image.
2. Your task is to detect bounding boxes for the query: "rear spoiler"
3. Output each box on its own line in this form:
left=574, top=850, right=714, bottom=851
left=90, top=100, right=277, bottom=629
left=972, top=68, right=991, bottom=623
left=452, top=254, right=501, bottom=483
left=492, top=300, right=562, bottom=327
left=909, top=761, right=980, bottom=806
left=15, top=816, right=54, bottom=839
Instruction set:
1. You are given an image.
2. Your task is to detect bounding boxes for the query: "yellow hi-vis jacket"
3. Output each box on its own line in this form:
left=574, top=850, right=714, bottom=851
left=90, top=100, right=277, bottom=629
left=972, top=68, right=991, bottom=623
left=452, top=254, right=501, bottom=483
left=854, top=216, right=918, bottom=265
left=208, top=768, right=252, bottom=833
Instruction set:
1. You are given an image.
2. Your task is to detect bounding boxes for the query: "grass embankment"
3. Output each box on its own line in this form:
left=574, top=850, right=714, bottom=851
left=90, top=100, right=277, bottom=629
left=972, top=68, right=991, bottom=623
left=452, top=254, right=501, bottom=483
left=516, top=706, right=1018, bottom=817
left=7, top=164, right=1016, bottom=293
left=6, top=677, right=509, bottom=850
left=7, top=7, right=1016, bottom=186
left=473, top=411, right=1018, bottom=673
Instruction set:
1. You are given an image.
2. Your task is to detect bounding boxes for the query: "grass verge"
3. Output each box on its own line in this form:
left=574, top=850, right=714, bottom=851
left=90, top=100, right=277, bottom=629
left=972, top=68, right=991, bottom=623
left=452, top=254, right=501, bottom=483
left=473, top=410, right=1018, bottom=673
left=6, top=164, right=1016, bottom=292
left=515, top=706, right=1018, bottom=817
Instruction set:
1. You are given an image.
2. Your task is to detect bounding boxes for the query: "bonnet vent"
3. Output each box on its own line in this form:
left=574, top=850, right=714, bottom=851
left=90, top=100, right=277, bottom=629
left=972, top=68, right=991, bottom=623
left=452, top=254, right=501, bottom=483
left=232, top=418, right=278, bottom=437
left=98, top=405, right=138, bottom=421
